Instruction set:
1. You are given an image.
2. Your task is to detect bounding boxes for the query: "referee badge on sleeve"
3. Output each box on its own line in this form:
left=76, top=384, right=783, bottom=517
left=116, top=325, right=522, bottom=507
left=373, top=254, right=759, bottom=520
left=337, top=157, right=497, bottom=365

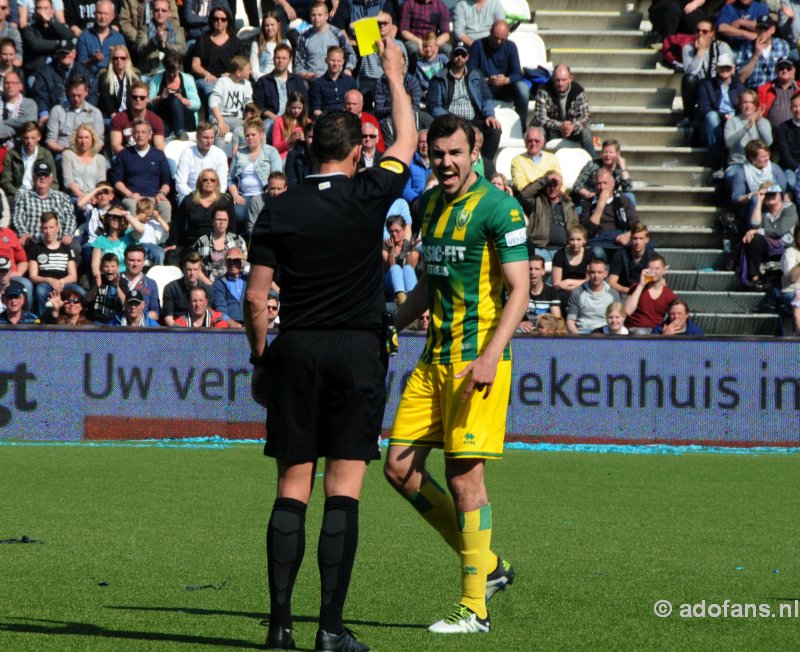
left=379, top=160, right=405, bottom=174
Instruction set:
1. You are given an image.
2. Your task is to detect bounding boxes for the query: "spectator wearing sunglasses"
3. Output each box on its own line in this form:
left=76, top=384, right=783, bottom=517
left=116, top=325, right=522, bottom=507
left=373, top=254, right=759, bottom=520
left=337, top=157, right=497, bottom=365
left=212, top=246, right=249, bottom=327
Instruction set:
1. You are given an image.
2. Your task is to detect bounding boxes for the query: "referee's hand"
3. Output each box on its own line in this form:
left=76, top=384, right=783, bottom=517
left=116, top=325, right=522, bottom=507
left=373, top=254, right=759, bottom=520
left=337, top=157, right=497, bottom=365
left=376, top=35, right=404, bottom=81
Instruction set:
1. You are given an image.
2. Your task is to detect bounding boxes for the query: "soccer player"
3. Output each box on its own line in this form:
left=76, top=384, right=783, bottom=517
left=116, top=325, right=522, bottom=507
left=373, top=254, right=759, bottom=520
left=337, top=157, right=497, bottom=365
left=384, top=113, right=530, bottom=634
left=245, top=36, right=416, bottom=652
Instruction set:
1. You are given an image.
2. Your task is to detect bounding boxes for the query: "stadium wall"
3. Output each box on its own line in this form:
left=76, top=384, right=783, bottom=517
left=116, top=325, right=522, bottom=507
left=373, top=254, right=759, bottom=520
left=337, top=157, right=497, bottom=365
left=1, top=328, right=798, bottom=447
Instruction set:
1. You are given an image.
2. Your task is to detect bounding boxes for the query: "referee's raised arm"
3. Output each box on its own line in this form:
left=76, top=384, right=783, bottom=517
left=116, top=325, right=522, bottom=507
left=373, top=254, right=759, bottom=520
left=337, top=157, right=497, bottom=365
left=377, top=37, right=417, bottom=165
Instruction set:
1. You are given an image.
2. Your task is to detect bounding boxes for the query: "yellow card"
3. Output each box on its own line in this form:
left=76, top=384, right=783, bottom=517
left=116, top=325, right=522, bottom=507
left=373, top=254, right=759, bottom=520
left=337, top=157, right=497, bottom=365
left=353, top=17, right=381, bottom=57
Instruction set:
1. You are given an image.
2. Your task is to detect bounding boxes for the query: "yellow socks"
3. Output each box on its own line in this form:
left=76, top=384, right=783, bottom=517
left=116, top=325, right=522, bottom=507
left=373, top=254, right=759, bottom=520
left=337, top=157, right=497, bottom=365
left=457, top=504, right=492, bottom=619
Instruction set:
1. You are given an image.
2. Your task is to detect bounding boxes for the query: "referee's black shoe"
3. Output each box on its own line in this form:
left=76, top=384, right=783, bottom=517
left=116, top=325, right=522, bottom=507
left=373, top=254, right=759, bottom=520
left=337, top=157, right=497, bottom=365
left=265, top=625, right=296, bottom=650
left=314, top=627, right=369, bottom=651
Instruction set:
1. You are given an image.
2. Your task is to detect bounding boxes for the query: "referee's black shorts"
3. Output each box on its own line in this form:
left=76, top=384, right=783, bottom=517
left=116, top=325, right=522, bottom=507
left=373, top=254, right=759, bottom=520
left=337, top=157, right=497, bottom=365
left=262, top=329, right=388, bottom=461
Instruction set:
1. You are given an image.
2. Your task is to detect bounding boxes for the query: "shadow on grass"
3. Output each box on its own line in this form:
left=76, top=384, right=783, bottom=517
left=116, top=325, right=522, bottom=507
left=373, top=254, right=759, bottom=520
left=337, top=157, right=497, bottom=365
left=106, top=605, right=427, bottom=630
left=0, top=617, right=264, bottom=649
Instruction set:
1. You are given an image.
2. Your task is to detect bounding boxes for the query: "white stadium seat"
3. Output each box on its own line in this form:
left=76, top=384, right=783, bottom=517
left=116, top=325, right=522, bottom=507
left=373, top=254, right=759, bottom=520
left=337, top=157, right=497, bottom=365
left=508, top=31, right=550, bottom=72
left=494, top=146, right=525, bottom=180
left=146, top=265, right=184, bottom=304
left=496, top=107, right=524, bottom=148
left=554, top=147, right=593, bottom=192
left=164, top=138, right=194, bottom=167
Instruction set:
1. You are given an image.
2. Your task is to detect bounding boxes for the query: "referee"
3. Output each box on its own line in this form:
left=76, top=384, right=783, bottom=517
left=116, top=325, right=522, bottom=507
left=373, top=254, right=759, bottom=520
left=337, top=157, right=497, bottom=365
left=245, top=37, right=417, bottom=652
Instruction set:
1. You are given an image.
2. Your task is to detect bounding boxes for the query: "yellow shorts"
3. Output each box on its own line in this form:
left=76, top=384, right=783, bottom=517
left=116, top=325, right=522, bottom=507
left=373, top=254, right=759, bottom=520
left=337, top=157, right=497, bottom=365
left=389, top=359, right=511, bottom=459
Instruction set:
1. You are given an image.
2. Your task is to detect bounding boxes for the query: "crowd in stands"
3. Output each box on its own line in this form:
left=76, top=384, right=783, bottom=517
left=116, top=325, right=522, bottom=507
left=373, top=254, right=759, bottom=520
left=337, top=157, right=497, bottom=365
left=0, top=0, right=783, bottom=335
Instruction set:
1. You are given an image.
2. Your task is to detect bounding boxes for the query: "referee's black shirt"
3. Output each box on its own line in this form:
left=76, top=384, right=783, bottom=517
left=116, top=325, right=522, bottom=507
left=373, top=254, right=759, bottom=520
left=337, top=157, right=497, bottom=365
left=249, top=157, right=410, bottom=332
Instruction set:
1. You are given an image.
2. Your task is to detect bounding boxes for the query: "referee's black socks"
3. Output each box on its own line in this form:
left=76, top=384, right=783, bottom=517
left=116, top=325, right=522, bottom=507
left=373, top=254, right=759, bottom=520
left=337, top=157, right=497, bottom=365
left=317, top=495, right=359, bottom=633
left=267, top=497, right=308, bottom=630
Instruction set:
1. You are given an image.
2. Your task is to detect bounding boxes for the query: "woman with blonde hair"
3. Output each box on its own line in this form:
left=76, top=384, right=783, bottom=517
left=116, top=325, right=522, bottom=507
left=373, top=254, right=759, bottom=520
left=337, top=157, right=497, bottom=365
left=62, top=124, right=109, bottom=203
left=98, top=44, right=140, bottom=120
left=173, top=167, right=234, bottom=250
left=250, top=12, right=288, bottom=80
left=592, top=301, right=629, bottom=335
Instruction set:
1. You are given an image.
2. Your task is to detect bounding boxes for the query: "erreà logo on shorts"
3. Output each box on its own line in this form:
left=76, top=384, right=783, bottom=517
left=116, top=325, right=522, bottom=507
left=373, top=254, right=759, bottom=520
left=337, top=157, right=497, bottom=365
left=0, top=363, right=37, bottom=427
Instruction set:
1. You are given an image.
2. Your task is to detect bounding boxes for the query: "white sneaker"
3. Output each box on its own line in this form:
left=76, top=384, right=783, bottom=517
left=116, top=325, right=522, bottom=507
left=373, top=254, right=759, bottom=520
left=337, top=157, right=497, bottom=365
left=429, top=604, right=490, bottom=634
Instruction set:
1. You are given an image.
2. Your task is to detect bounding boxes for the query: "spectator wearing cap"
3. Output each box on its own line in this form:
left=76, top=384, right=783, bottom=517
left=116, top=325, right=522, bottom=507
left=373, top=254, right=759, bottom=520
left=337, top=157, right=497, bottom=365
left=161, top=250, right=212, bottom=326
left=108, top=288, right=160, bottom=326
left=174, top=284, right=228, bottom=328
left=21, top=0, right=73, bottom=79
left=426, top=41, right=502, bottom=160
left=212, top=246, right=247, bottom=327
left=453, top=0, right=504, bottom=47
left=736, top=15, right=792, bottom=90
left=12, top=161, right=75, bottom=250
left=680, top=19, right=734, bottom=123
left=25, top=210, right=84, bottom=315
left=0, top=280, right=40, bottom=323
left=30, top=38, right=96, bottom=123
left=469, top=20, right=528, bottom=132
left=45, top=74, right=104, bottom=157
left=44, top=286, right=92, bottom=324
left=697, top=53, right=744, bottom=171
left=110, top=118, right=172, bottom=223
left=0, top=70, right=37, bottom=148
left=777, top=92, right=800, bottom=190
left=716, top=0, right=770, bottom=51
left=757, top=57, right=799, bottom=130
left=0, top=255, right=29, bottom=307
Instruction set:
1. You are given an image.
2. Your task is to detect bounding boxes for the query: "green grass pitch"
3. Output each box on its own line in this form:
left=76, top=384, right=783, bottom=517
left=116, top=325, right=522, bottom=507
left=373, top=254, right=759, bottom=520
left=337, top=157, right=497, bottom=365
left=1, top=445, right=798, bottom=651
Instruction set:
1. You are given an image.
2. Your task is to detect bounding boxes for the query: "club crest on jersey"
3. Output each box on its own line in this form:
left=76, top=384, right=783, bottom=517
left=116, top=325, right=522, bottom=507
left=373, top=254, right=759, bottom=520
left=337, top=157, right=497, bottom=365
left=455, top=208, right=472, bottom=230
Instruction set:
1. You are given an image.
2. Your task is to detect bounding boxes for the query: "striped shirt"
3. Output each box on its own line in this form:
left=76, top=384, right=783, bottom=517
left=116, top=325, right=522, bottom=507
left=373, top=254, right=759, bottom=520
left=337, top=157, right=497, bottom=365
left=417, top=175, right=528, bottom=364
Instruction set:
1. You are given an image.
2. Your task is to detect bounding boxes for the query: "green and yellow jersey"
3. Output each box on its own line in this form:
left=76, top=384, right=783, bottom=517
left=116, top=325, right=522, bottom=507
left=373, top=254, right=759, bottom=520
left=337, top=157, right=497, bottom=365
left=418, top=175, right=528, bottom=364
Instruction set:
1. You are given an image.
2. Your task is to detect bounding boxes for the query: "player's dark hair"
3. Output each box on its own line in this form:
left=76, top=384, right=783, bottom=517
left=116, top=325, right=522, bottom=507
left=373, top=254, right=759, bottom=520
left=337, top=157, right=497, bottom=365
left=311, top=110, right=362, bottom=164
left=427, top=114, right=475, bottom=152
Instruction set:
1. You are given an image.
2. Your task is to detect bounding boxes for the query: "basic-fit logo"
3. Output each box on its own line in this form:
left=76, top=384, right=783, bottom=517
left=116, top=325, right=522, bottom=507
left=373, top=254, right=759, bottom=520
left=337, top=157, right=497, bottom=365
left=0, top=363, right=37, bottom=426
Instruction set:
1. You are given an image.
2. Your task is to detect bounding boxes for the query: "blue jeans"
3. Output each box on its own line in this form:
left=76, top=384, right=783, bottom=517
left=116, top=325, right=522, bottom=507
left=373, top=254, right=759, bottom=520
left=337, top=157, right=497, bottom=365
left=492, top=81, right=531, bottom=131
left=33, top=281, right=86, bottom=316
left=384, top=264, right=417, bottom=296
left=141, top=243, right=165, bottom=266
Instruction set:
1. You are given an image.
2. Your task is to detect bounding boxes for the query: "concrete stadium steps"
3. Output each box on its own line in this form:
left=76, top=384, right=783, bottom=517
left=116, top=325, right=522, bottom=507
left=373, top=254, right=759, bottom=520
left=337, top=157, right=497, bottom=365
left=668, top=271, right=738, bottom=292
left=593, top=107, right=681, bottom=127
left=658, top=249, right=729, bottom=271
left=679, top=291, right=764, bottom=314
left=637, top=205, right=717, bottom=228
left=622, top=147, right=707, bottom=167
left=634, top=186, right=716, bottom=207
left=533, top=0, right=634, bottom=10
left=584, top=87, right=674, bottom=108
left=534, top=10, right=643, bottom=31
left=648, top=226, right=720, bottom=248
left=630, top=166, right=710, bottom=187
left=570, top=68, right=680, bottom=90
left=594, top=126, right=692, bottom=148
left=550, top=49, right=659, bottom=69
left=536, top=30, right=646, bottom=49
left=693, top=313, right=781, bottom=336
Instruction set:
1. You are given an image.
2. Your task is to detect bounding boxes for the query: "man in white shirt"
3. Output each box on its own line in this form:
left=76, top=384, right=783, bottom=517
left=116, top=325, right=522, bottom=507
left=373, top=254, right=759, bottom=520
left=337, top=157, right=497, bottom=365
left=174, top=121, right=228, bottom=203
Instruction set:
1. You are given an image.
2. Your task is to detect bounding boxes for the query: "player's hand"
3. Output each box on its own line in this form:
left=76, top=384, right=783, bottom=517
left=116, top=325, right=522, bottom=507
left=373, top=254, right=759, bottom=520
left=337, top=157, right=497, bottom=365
left=251, top=366, right=269, bottom=407
left=455, top=355, right=498, bottom=401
